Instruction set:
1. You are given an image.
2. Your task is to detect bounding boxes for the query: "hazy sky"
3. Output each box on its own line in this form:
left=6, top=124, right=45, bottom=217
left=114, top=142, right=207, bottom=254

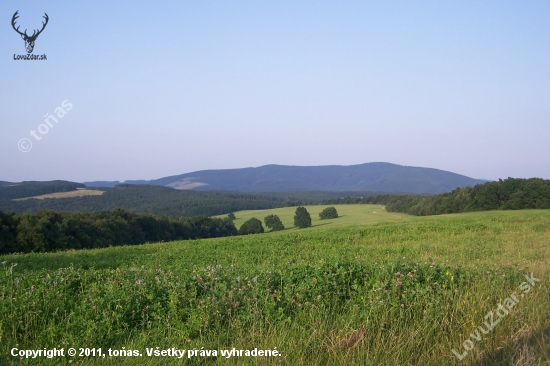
left=1, top=1, right=549, bottom=183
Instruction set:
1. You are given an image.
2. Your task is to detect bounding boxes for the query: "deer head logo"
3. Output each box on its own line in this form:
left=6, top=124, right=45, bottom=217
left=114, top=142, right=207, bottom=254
left=12, top=11, right=49, bottom=54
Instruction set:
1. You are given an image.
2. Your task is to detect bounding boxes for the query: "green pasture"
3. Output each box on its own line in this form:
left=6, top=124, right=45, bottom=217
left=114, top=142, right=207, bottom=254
left=216, top=204, right=416, bottom=231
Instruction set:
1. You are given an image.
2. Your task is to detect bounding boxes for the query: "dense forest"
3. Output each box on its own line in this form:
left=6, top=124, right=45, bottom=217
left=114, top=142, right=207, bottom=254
left=324, top=178, right=550, bottom=216
left=0, top=209, right=237, bottom=255
left=0, top=184, right=301, bottom=217
left=0, top=181, right=86, bottom=200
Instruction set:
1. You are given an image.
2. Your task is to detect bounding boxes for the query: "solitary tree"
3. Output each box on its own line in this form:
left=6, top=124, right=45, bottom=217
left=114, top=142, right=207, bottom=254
left=227, top=213, right=236, bottom=221
left=293, top=207, right=311, bottom=228
left=238, top=217, right=264, bottom=235
left=319, top=206, right=338, bottom=219
left=264, top=214, right=285, bottom=231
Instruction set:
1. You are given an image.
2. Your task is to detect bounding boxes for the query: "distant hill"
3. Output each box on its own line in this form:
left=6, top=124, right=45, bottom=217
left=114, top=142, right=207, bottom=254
left=0, top=181, right=14, bottom=187
left=0, top=181, right=85, bottom=200
left=85, top=163, right=487, bottom=194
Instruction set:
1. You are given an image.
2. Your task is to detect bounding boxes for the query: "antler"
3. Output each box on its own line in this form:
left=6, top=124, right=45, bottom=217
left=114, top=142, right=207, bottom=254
left=11, top=11, right=27, bottom=37
left=11, top=11, right=49, bottom=40
left=32, top=13, right=49, bottom=38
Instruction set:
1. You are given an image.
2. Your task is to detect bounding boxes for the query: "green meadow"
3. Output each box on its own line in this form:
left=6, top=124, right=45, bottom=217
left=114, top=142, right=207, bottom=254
left=1, top=207, right=549, bottom=365
left=216, top=204, right=414, bottom=231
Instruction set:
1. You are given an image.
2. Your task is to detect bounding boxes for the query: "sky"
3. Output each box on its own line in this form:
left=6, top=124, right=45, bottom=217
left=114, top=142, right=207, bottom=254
left=1, top=1, right=549, bottom=183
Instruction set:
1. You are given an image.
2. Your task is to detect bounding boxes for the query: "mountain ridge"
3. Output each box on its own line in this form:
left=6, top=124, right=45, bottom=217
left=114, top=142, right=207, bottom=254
left=84, top=162, right=488, bottom=194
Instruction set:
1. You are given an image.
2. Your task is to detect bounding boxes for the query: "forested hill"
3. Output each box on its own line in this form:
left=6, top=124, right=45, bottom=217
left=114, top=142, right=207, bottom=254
left=0, top=185, right=295, bottom=217
left=84, top=162, right=487, bottom=194
left=0, top=181, right=85, bottom=200
left=0, top=185, right=401, bottom=217
left=381, top=178, right=550, bottom=215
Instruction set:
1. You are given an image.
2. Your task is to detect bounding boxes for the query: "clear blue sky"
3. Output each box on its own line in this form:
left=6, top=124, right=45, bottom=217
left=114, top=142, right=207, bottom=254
left=1, top=1, right=549, bottom=182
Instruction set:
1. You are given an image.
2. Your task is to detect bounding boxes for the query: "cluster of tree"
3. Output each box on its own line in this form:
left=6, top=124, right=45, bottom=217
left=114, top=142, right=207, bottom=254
left=238, top=207, right=313, bottom=235
left=0, top=208, right=237, bottom=255
left=0, top=181, right=86, bottom=200
left=319, top=206, right=338, bottom=219
left=383, top=178, right=550, bottom=216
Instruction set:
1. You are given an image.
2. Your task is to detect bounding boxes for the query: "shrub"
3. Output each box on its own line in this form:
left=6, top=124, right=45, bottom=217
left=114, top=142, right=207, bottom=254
left=264, top=214, right=285, bottom=231
left=319, top=206, right=338, bottom=219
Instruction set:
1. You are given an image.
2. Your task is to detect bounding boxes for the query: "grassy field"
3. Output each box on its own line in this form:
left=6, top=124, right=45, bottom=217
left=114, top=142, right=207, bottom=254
left=13, top=189, right=104, bottom=200
left=216, top=204, right=414, bottom=231
left=1, top=207, right=549, bottom=365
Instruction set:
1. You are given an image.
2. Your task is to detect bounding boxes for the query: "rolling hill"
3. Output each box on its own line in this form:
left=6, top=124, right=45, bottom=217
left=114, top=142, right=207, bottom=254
left=0, top=182, right=403, bottom=217
left=85, top=162, right=487, bottom=194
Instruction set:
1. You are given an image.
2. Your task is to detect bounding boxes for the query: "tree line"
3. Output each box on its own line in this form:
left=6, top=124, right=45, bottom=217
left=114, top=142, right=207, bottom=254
left=323, top=178, right=550, bottom=216
left=0, top=209, right=237, bottom=255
